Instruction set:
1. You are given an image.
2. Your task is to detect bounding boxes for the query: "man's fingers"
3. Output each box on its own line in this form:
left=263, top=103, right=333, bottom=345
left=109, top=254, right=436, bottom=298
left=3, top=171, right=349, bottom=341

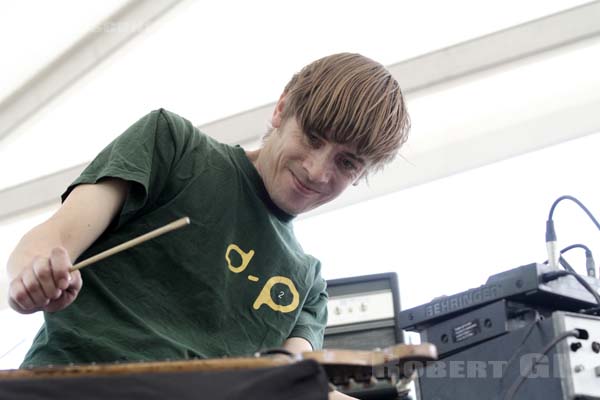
left=8, top=248, right=81, bottom=315
left=20, top=268, right=49, bottom=308
left=32, top=257, right=61, bottom=300
left=43, top=270, right=83, bottom=313
left=8, top=279, right=35, bottom=312
left=49, top=247, right=73, bottom=290
left=69, top=270, right=83, bottom=292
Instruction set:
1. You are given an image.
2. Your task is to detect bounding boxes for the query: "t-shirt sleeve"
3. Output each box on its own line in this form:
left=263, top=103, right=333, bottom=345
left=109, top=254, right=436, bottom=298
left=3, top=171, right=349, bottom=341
left=289, top=264, right=328, bottom=350
left=61, top=108, right=196, bottom=230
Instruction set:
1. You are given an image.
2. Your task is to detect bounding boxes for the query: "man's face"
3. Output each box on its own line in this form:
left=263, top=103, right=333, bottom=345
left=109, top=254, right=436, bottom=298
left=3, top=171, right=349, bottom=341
left=255, top=112, right=366, bottom=216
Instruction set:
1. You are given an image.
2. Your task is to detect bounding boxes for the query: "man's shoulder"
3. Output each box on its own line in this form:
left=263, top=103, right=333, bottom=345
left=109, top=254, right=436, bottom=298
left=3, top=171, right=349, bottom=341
left=153, top=108, right=188, bottom=126
left=153, top=108, right=198, bottom=138
left=151, top=108, right=232, bottom=151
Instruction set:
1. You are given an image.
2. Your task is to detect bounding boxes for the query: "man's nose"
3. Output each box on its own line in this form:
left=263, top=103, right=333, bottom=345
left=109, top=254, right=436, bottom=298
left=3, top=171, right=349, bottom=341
left=303, top=148, right=333, bottom=184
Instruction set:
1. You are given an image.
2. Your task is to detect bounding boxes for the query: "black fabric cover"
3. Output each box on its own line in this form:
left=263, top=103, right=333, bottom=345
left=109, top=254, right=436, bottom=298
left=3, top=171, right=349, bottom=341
left=0, top=360, right=329, bottom=400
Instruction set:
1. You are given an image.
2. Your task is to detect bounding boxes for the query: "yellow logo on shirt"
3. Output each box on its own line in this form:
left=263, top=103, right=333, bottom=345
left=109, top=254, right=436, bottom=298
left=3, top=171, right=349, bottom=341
left=253, top=276, right=300, bottom=313
left=225, top=244, right=254, bottom=273
left=225, top=243, right=299, bottom=313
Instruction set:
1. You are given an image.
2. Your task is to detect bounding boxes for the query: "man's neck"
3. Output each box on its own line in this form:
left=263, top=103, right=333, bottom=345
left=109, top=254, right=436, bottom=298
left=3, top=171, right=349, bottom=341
left=244, top=149, right=260, bottom=166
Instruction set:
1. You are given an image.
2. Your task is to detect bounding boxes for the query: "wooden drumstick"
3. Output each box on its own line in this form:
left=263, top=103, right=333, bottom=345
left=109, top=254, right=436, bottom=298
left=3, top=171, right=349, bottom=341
left=69, top=217, right=191, bottom=272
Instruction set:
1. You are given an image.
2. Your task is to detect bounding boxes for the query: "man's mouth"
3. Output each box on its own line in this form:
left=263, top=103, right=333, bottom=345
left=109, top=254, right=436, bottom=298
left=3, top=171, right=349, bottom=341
left=290, top=172, right=320, bottom=195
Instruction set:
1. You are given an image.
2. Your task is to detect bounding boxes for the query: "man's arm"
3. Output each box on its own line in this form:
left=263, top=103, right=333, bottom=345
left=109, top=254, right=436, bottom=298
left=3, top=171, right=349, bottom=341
left=282, top=338, right=357, bottom=400
left=282, top=337, right=313, bottom=354
left=7, top=178, right=129, bottom=314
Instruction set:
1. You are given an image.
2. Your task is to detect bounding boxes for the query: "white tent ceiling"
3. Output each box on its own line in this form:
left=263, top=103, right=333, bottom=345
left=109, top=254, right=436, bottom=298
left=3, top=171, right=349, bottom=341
left=1, top=0, right=599, bottom=221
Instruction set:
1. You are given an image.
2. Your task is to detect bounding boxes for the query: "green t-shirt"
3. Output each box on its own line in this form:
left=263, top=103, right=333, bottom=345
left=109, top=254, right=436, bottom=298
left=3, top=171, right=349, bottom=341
left=22, top=109, right=328, bottom=367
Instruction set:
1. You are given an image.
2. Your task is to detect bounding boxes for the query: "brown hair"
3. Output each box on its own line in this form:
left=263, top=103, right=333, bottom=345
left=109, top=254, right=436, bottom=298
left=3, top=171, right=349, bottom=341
left=281, top=52, right=410, bottom=173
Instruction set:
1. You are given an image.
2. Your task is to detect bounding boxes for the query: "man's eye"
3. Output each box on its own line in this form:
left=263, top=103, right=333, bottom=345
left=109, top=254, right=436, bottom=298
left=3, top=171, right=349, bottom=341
left=307, top=133, right=321, bottom=147
left=340, top=158, right=357, bottom=171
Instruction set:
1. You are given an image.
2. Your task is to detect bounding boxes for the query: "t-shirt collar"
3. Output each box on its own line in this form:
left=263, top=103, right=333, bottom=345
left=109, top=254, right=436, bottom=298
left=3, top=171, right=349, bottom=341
left=233, top=145, right=295, bottom=223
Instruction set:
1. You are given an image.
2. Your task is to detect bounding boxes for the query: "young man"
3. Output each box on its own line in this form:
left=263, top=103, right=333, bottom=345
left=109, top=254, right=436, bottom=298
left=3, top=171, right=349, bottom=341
left=7, top=53, right=410, bottom=372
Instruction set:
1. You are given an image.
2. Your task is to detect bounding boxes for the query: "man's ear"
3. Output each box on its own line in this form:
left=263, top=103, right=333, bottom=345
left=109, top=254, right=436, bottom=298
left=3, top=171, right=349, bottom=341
left=271, top=93, right=286, bottom=129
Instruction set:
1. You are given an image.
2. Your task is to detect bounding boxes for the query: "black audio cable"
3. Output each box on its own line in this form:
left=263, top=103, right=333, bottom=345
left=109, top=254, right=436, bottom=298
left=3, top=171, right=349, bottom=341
left=543, top=244, right=596, bottom=276
left=503, top=329, right=587, bottom=400
left=545, top=195, right=600, bottom=270
left=556, top=254, right=577, bottom=273
left=497, top=309, right=541, bottom=395
left=559, top=244, right=596, bottom=278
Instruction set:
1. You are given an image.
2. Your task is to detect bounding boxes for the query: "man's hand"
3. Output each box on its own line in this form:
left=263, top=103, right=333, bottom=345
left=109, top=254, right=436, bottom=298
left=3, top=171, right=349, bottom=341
left=282, top=339, right=358, bottom=400
left=6, top=179, right=128, bottom=314
left=329, top=391, right=358, bottom=400
left=8, top=247, right=82, bottom=314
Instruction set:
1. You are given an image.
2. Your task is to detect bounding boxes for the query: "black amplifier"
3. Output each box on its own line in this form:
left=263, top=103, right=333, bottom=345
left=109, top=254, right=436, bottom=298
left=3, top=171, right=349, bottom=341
left=416, top=311, right=600, bottom=400
left=419, top=299, right=550, bottom=358
left=399, top=263, right=600, bottom=332
left=324, top=272, right=403, bottom=350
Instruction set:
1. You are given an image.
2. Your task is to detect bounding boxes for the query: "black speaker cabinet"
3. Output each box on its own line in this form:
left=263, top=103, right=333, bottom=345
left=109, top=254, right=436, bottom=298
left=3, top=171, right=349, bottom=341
left=324, top=272, right=403, bottom=350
